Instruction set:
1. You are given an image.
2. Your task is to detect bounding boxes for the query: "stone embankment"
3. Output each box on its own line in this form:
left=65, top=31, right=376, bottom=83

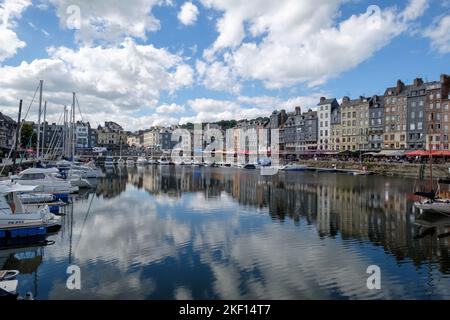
left=298, top=160, right=450, bottom=179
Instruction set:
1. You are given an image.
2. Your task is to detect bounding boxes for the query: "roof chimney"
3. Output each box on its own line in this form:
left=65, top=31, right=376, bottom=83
left=320, top=97, right=326, bottom=103
left=295, top=106, right=301, bottom=115
left=413, top=78, right=424, bottom=87
left=342, top=96, right=350, bottom=104
left=396, top=80, right=405, bottom=93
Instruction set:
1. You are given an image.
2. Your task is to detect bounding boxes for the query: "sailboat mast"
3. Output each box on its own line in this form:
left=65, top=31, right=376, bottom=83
left=12, top=100, right=22, bottom=172
left=72, top=92, right=76, bottom=161
left=42, top=101, right=47, bottom=159
left=36, top=80, right=43, bottom=160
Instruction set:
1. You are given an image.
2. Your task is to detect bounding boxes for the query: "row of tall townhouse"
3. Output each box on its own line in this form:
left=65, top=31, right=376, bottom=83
left=325, top=74, right=450, bottom=152
left=121, top=74, right=449, bottom=156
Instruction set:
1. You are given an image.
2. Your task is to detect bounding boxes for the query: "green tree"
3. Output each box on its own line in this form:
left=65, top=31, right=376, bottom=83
left=20, top=122, right=37, bottom=149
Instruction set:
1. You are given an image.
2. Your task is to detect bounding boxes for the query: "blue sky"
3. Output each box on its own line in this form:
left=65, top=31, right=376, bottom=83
left=0, top=0, right=449, bottom=130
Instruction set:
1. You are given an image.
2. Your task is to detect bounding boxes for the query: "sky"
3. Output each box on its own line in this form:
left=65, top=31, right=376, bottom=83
left=0, top=0, right=449, bottom=131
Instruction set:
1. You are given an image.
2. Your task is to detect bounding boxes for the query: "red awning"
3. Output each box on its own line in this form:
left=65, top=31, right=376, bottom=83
left=405, top=150, right=450, bottom=157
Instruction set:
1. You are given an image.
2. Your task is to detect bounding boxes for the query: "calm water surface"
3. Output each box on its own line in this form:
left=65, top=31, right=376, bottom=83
left=2, top=166, right=450, bottom=299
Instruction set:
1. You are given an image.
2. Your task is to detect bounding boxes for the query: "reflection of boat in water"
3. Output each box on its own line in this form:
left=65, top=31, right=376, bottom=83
left=414, top=210, right=450, bottom=239
left=0, top=242, right=48, bottom=300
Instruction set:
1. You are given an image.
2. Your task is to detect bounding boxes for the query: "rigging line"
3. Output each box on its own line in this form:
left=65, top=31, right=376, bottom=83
left=0, top=84, right=40, bottom=176
left=43, top=109, right=64, bottom=159
left=75, top=95, right=84, bottom=122
left=74, top=192, right=95, bottom=255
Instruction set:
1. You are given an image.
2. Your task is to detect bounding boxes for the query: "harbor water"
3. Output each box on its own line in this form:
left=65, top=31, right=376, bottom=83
left=2, top=166, right=450, bottom=299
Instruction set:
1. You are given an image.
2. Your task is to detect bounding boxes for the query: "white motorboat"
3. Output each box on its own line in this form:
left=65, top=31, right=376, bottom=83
left=147, top=158, right=157, bottom=165
left=67, top=172, right=93, bottom=189
left=117, top=158, right=125, bottom=167
left=10, top=168, right=78, bottom=194
left=55, top=160, right=72, bottom=170
left=0, top=270, right=19, bottom=281
left=137, top=156, right=148, bottom=166
left=280, top=163, right=309, bottom=171
left=0, top=280, right=18, bottom=298
left=18, top=193, right=54, bottom=204
left=0, top=184, right=62, bottom=235
left=126, top=157, right=135, bottom=166
left=159, top=157, right=170, bottom=165
left=104, top=156, right=115, bottom=167
left=70, top=163, right=104, bottom=178
left=415, top=199, right=450, bottom=215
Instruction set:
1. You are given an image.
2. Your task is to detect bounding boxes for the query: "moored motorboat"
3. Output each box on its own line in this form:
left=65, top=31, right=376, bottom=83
left=126, top=157, right=135, bottom=166
left=280, top=163, right=308, bottom=171
left=137, top=156, right=148, bottom=166
left=0, top=184, right=62, bottom=240
left=0, top=280, right=18, bottom=300
left=104, top=156, right=115, bottom=167
left=159, top=157, right=170, bottom=165
left=0, top=270, right=19, bottom=281
left=10, top=168, right=78, bottom=194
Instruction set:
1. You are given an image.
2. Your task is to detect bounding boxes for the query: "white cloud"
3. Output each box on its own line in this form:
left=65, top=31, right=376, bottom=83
left=198, top=0, right=429, bottom=89
left=0, top=38, right=193, bottom=130
left=46, top=0, right=171, bottom=44
left=180, top=93, right=326, bottom=124
left=178, top=2, right=199, bottom=26
left=196, top=59, right=240, bottom=93
left=156, top=103, right=185, bottom=113
left=424, top=15, right=450, bottom=54
left=401, top=0, right=429, bottom=21
left=0, top=0, right=31, bottom=62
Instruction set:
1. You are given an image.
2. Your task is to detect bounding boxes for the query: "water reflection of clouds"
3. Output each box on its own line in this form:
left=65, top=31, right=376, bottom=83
left=32, top=171, right=450, bottom=299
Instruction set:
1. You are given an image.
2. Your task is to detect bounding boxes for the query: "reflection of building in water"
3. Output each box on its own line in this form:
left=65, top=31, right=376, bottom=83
left=96, top=168, right=127, bottom=199
left=99, top=168, right=450, bottom=271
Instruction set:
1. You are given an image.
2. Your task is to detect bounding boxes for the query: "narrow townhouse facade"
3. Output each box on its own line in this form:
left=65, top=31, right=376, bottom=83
left=384, top=80, right=407, bottom=150
left=297, top=109, right=318, bottom=152
left=317, top=98, right=339, bottom=151
left=269, top=109, right=287, bottom=157
left=159, top=128, right=175, bottom=151
left=0, top=112, right=17, bottom=150
left=97, top=121, right=126, bottom=150
left=426, top=74, right=450, bottom=150
left=340, top=96, right=363, bottom=151
left=75, top=121, right=91, bottom=149
left=330, top=105, right=341, bottom=152
left=143, top=128, right=160, bottom=149
left=284, top=107, right=301, bottom=159
left=368, top=95, right=384, bottom=151
left=406, top=78, right=427, bottom=150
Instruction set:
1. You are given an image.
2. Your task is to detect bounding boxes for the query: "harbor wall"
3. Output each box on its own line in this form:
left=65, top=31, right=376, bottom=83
left=298, top=160, right=450, bottom=179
